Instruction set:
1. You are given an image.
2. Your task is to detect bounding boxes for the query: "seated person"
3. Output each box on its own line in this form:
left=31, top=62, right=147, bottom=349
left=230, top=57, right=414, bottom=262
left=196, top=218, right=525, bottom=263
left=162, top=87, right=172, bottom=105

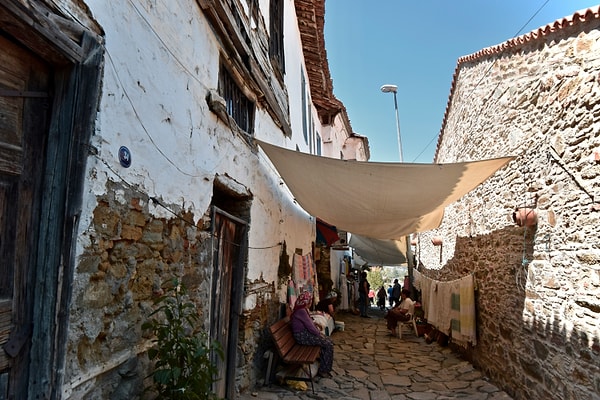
left=384, top=289, right=414, bottom=336
left=315, top=291, right=337, bottom=317
left=290, top=291, right=334, bottom=378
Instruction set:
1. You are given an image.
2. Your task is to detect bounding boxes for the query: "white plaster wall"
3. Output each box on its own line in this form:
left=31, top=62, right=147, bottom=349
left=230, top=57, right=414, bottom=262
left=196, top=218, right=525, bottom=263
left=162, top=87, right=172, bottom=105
left=283, top=0, right=310, bottom=154
left=36, top=0, right=354, bottom=395
left=70, top=0, right=315, bottom=305
left=322, top=113, right=348, bottom=159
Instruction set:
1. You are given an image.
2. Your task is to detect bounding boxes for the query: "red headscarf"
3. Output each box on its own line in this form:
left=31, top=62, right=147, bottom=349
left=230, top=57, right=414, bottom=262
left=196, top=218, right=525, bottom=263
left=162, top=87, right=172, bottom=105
left=294, top=291, right=312, bottom=311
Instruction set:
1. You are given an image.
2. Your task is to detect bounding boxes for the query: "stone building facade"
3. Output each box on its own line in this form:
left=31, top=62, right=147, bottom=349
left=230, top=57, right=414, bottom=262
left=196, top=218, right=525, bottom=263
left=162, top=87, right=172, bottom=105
left=0, top=0, right=366, bottom=399
left=416, top=8, right=600, bottom=400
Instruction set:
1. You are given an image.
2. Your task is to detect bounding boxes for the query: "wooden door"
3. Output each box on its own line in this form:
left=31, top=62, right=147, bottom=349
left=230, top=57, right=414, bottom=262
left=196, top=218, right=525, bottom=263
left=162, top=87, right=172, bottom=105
left=211, top=207, right=246, bottom=399
left=0, top=34, right=51, bottom=398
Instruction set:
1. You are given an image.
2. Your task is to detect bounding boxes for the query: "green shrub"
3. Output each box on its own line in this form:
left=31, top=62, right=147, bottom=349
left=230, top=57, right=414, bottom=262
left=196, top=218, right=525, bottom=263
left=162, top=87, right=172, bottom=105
left=142, top=280, right=223, bottom=400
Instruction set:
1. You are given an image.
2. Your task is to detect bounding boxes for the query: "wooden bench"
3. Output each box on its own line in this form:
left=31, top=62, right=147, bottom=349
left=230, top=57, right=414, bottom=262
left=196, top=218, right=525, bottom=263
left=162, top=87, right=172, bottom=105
left=265, top=317, right=320, bottom=392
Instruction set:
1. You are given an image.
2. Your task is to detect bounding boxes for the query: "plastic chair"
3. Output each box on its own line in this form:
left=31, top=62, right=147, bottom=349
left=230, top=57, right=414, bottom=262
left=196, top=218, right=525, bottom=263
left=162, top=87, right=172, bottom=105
left=397, top=313, right=419, bottom=339
left=396, top=302, right=418, bottom=339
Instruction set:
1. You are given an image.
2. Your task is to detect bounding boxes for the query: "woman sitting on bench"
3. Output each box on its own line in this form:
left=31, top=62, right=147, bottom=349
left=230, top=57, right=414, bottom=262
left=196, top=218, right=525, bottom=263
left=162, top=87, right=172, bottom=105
left=290, top=291, right=334, bottom=378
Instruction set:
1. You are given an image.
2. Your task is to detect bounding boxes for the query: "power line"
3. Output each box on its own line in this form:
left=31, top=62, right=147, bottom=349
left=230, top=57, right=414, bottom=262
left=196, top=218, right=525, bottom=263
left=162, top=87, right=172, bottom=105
left=413, top=0, right=551, bottom=163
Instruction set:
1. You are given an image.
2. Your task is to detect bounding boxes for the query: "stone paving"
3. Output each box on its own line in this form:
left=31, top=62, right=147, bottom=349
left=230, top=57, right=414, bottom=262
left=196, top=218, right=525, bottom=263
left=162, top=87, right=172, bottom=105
left=239, top=306, right=513, bottom=400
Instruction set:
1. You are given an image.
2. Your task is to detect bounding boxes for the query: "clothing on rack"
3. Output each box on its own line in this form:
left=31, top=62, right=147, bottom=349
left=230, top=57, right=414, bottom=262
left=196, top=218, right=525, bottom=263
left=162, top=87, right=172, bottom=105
left=339, top=273, right=349, bottom=310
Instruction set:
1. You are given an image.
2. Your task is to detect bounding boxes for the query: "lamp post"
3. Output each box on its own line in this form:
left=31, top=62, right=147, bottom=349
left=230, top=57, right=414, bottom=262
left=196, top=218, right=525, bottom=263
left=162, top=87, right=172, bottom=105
left=380, top=84, right=413, bottom=295
left=380, top=84, right=403, bottom=162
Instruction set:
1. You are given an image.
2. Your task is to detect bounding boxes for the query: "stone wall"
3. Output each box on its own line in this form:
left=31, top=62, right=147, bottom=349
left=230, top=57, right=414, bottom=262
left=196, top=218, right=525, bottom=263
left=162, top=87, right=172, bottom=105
left=417, top=18, right=600, bottom=400
left=65, top=180, right=283, bottom=398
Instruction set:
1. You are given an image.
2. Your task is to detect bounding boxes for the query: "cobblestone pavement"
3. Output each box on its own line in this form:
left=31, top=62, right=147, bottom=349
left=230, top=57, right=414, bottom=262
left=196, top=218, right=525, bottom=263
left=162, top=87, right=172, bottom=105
left=239, top=306, right=513, bottom=400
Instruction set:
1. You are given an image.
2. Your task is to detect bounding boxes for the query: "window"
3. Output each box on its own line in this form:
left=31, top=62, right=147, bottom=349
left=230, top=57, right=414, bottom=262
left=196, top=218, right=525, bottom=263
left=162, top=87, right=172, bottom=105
left=316, top=132, right=322, bottom=156
left=301, top=67, right=309, bottom=144
left=218, top=64, right=255, bottom=134
left=269, top=0, right=285, bottom=75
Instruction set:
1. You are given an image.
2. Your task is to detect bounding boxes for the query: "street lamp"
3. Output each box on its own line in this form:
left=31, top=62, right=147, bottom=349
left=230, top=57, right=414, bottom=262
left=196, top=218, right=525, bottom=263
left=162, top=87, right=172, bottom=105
left=381, top=84, right=413, bottom=296
left=380, top=84, right=403, bottom=162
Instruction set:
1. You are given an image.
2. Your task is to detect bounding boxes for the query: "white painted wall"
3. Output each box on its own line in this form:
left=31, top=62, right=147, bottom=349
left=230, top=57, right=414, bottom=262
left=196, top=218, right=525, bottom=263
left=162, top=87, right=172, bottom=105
left=43, top=0, right=360, bottom=393
left=74, top=0, right=318, bottom=296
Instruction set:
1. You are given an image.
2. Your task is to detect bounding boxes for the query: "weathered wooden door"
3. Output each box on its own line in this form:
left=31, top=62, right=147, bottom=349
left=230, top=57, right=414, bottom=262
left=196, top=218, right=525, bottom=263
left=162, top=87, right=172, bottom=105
left=211, top=207, right=246, bottom=399
left=0, top=35, right=51, bottom=398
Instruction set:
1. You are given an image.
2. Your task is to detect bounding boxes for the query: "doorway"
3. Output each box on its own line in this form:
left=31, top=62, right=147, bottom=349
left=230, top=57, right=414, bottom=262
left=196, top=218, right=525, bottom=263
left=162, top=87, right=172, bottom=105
left=210, top=207, right=248, bottom=399
left=0, top=2, right=103, bottom=397
left=209, top=174, right=250, bottom=399
left=0, top=33, right=52, bottom=399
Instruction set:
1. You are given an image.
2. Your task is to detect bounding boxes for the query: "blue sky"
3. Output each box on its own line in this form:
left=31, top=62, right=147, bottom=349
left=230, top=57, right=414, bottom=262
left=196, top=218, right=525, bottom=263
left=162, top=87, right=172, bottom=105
left=324, top=1, right=600, bottom=163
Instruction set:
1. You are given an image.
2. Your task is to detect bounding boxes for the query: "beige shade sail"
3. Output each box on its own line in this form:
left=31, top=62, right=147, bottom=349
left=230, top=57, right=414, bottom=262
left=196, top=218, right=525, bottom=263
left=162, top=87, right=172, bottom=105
left=258, top=140, right=514, bottom=241
left=348, top=234, right=407, bottom=266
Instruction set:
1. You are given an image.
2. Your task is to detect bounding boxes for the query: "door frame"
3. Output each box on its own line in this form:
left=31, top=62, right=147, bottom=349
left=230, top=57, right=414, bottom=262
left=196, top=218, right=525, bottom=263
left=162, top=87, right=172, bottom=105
left=210, top=206, right=248, bottom=399
left=0, top=2, right=103, bottom=398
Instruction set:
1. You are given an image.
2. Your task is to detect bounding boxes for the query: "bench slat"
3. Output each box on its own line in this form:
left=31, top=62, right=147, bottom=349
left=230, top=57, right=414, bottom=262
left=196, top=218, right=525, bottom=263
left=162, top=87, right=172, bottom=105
left=269, top=318, right=321, bottom=364
left=284, top=345, right=320, bottom=364
left=268, top=318, right=323, bottom=393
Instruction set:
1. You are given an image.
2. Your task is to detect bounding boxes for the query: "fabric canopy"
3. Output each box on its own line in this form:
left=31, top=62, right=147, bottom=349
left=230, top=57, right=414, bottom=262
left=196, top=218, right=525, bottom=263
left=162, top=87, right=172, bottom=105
left=258, top=140, right=513, bottom=240
left=349, top=234, right=407, bottom=266
left=316, top=218, right=339, bottom=246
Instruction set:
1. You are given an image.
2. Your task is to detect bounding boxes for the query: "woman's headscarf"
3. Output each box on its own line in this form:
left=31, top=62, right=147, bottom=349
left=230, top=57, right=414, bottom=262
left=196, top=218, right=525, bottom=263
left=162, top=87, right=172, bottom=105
left=294, top=291, right=312, bottom=310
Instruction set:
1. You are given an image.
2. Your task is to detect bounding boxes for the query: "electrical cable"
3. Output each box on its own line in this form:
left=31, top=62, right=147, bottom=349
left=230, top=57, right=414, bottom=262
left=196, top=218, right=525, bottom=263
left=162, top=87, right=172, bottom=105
left=413, top=0, right=551, bottom=163
left=92, top=153, right=281, bottom=250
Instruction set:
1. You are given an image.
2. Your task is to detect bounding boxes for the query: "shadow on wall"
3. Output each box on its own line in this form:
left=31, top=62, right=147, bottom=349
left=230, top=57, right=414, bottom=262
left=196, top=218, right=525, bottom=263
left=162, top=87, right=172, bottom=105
left=417, top=224, right=599, bottom=400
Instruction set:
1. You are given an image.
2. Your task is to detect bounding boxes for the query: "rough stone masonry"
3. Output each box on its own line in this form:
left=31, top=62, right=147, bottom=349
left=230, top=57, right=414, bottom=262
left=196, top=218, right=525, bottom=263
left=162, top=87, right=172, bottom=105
left=418, top=16, right=600, bottom=400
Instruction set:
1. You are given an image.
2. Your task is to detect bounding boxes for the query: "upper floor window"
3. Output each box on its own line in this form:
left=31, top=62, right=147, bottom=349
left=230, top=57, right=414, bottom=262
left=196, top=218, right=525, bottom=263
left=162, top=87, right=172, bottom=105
left=301, top=67, right=309, bottom=144
left=269, top=0, right=285, bottom=76
left=316, top=132, right=322, bottom=156
left=218, top=63, right=255, bottom=134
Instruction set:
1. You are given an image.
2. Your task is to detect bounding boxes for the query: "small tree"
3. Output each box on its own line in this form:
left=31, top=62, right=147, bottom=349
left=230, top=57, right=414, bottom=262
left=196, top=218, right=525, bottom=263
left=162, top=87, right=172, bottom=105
left=367, top=267, right=384, bottom=290
left=142, top=280, right=223, bottom=400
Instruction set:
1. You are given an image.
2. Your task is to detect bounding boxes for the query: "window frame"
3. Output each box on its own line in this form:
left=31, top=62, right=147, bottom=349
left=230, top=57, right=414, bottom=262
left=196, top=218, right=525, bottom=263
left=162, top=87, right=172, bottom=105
left=218, top=62, right=255, bottom=135
left=269, top=0, right=285, bottom=78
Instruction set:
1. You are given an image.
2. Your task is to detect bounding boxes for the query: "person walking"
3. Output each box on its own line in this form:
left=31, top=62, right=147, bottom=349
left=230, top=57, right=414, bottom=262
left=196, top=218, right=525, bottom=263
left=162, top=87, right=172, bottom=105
left=390, top=278, right=402, bottom=307
left=376, top=286, right=387, bottom=310
left=358, top=271, right=370, bottom=318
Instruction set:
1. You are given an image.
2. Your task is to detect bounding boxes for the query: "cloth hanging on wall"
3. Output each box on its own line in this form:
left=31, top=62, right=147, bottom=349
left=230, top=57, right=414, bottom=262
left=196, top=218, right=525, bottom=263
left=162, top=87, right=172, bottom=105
left=293, top=252, right=319, bottom=305
left=429, top=280, right=453, bottom=333
left=413, top=269, right=477, bottom=347
left=287, top=279, right=297, bottom=310
left=329, top=250, right=348, bottom=295
left=316, top=218, right=339, bottom=246
left=451, top=274, right=476, bottom=347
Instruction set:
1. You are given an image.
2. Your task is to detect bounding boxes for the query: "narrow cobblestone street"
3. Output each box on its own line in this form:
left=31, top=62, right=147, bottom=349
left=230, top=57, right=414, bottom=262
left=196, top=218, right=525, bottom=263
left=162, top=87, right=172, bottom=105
left=240, top=307, right=513, bottom=400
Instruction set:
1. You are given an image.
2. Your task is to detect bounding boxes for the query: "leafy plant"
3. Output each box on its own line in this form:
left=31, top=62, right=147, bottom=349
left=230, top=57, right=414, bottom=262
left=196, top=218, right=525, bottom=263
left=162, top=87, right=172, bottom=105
left=142, top=279, right=223, bottom=400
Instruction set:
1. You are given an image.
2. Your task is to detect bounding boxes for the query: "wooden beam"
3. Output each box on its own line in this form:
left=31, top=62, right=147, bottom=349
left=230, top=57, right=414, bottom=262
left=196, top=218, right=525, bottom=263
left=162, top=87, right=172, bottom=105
left=0, top=1, right=85, bottom=64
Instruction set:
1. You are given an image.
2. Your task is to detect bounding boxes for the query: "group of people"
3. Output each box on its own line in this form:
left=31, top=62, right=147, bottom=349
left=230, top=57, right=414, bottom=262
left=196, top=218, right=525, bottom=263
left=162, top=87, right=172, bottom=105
left=288, top=274, right=415, bottom=379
